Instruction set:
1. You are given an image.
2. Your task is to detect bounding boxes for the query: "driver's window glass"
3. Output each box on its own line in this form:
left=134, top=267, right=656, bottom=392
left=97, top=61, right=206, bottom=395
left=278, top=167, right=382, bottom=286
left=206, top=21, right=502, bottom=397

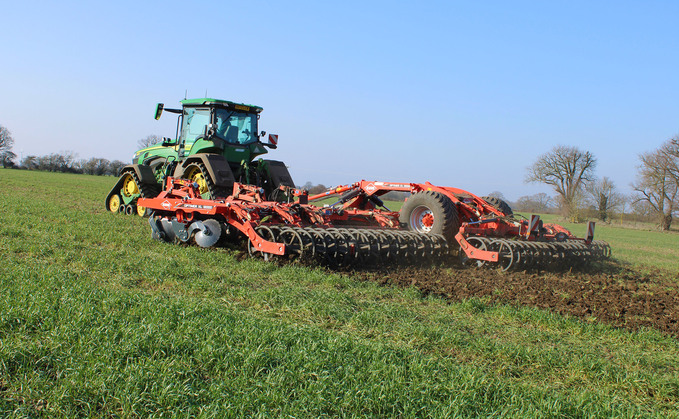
left=215, top=109, right=257, bottom=145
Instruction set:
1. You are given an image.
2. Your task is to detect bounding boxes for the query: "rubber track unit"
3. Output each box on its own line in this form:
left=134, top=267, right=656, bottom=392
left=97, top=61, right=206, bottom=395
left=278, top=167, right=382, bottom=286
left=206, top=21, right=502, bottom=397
left=127, top=169, right=161, bottom=203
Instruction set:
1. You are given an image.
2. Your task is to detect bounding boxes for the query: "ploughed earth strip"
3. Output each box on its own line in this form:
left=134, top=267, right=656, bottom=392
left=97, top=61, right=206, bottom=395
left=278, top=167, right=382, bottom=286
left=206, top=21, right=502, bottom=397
left=358, top=264, right=679, bottom=338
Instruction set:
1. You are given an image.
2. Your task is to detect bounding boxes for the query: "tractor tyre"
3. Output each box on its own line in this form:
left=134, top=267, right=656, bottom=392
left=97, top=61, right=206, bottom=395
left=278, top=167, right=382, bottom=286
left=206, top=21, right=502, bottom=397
left=182, top=162, right=230, bottom=199
left=399, top=191, right=459, bottom=243
left=481, top=196, right=513, bottom=216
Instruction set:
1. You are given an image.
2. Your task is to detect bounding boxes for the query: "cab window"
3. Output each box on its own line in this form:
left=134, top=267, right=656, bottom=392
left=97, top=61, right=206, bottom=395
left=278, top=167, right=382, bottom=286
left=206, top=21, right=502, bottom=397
left=215, top=109, right=257, bottom=145
left=181, top=108, right=210, bottom=144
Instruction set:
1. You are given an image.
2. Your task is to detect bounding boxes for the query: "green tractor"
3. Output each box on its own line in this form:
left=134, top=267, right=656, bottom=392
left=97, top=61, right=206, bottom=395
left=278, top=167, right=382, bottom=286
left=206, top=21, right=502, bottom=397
left=105, top=98, right=295, bottom=216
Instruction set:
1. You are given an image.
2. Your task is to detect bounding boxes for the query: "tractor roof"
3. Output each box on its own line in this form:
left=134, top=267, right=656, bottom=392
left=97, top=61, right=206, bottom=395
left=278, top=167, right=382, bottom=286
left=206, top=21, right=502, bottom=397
left=180, top=98, right=263, bottom=113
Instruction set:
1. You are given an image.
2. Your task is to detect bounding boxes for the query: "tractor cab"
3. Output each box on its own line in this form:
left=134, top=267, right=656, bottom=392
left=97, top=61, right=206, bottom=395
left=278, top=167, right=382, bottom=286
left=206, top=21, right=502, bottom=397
left=143, top=98, right=275, bottom=166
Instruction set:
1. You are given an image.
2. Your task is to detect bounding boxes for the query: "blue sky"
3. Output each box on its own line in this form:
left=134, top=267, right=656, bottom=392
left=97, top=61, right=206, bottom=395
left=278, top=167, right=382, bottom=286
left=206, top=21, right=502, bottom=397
left=1, top=0, right=678, bottom=200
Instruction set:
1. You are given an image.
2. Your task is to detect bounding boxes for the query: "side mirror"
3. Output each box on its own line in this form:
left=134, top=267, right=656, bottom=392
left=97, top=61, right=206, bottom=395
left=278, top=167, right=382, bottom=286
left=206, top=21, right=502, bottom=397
left=154, top=103, right=164, bottom=120
left=205, top=123, right=216, bottom=138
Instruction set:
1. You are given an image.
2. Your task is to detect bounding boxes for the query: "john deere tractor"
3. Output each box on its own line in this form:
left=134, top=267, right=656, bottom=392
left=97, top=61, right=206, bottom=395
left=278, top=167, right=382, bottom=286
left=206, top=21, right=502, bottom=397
left=105, top=98, right=295, bottom=216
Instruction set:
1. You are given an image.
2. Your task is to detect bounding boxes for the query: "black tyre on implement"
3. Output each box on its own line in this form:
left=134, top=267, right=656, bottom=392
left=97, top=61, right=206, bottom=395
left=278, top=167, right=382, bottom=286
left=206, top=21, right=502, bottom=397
left=399, top=191, right=460, bottom=243
left=481, top=196, right=513, bottom=216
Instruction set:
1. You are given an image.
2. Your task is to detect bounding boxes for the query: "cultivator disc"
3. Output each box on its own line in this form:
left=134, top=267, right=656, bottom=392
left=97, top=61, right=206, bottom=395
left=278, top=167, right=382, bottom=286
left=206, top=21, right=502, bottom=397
left=461, top=236, right=612, bottom=271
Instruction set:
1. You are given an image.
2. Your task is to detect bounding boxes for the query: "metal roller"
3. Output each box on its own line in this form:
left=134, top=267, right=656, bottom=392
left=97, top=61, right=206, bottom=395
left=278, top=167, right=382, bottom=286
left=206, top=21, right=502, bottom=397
left=462, top=236, right=612, bottom=271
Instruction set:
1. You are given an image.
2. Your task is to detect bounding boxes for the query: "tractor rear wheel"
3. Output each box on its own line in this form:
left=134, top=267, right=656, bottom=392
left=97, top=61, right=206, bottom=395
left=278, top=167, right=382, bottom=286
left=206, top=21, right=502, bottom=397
left=399, top=191, right=459, bottom=242
left=182, top=162, right=229, bottom=199
left=482, top=196, right=513, bottom=216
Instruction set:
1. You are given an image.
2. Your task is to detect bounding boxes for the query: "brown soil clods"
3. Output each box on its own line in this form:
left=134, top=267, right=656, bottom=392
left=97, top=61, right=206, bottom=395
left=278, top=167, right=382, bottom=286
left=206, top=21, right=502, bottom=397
left=360, top=264, right=679, bottom=338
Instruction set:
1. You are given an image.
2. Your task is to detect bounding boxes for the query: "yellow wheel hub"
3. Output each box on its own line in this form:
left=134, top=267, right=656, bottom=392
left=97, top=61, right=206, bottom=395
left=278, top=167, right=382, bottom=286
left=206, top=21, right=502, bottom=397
left=122, top=174, right=140, bottom=197
left=137, top=204, right=147, bottom=217
left=109, top=195, right=121, bottom=212
left=185, top=166, right=209, bottom=195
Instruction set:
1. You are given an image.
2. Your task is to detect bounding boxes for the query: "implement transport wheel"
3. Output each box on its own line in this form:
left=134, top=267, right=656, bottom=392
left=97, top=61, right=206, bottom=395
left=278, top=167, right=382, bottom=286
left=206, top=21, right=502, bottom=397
left=481, top=196, right=513, bottom=216
left=399, top=191, right=459, bottom=242
left=108, top=194, right=121, bottom=213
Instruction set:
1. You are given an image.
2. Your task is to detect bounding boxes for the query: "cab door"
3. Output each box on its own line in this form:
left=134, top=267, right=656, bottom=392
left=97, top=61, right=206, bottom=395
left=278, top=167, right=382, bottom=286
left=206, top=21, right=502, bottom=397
left=179, top=107, right=211, bottom=158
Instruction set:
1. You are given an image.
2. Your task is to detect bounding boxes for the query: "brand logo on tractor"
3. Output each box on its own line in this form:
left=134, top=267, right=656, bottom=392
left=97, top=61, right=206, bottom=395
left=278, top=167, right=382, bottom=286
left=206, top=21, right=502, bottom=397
left=162, top=200, right=171, bottom=210
left=365, top=183, right=376, bottom=193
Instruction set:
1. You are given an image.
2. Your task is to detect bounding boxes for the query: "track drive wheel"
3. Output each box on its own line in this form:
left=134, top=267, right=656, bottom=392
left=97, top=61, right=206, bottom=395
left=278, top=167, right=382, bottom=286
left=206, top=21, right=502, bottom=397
left=481, top=196, right=513, bottom=216
left=399, top=191, right=459, bottom=242
left=183, top=162, right=229, bottom=199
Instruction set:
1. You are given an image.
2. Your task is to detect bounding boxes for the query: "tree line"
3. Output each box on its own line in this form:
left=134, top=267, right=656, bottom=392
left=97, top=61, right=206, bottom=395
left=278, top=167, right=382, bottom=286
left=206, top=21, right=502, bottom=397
left=0, top=125, right=142, bottom=175
left=18, top=152, right=127, bottom=176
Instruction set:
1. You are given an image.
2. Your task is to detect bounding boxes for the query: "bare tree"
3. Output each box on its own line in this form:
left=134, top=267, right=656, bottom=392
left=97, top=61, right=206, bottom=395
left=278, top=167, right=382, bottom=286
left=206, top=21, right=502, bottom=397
left=586, top=176, right=623, bottom=222
left=78, top=157, right=111, bottom=176
left=0, top=125, right=16, bottom=168
left=107, top=160, right=126, bottom=176
left=526, top=145, right=597, bottom=221
left=514, top=192, right=554, bottom=213
left=632, top=137, right=679, bottom=230
left=138, top=134, right=162, bottom=149
left=34, top=151, right=79, bottom=173
left=21, top=155, right=38, bottom=170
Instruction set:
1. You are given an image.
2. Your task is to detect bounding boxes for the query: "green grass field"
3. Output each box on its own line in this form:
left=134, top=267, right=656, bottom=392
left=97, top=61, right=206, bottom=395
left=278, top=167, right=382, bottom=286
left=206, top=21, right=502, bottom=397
left=1, top=168, right=678, bottom=417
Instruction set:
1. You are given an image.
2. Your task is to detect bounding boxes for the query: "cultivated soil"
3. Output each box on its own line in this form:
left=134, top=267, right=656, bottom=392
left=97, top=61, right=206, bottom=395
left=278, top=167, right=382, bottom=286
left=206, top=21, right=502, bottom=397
left=358, top=263, right=679, bottom=338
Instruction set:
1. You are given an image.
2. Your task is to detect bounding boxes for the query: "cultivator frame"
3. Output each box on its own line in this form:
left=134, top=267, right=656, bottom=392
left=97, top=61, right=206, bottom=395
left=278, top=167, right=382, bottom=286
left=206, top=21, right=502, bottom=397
left=138, top=177, right=611, bottom=271
left=139, top=178, right=450, bottom=268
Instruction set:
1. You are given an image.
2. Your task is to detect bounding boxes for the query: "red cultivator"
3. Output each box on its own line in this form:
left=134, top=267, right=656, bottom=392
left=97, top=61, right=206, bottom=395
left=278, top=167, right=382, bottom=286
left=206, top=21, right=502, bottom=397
left=138, top=178, right=611, bottom=271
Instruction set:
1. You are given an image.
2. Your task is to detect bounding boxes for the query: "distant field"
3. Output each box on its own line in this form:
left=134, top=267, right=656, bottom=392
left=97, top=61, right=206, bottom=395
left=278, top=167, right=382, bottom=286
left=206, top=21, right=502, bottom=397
left=1, top=168, right=678, bottom=417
